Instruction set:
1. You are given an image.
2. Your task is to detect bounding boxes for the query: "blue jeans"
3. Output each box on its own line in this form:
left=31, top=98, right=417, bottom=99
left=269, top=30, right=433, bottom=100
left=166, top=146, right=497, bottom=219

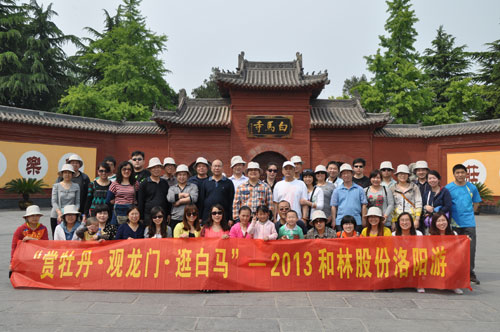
left=112, top=204, right=132, bottom=225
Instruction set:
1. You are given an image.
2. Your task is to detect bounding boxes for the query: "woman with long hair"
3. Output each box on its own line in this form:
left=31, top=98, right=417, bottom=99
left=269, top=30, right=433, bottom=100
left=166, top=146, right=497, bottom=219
left=365, top=169, right=394, bottom=229
left=106, top=161, right=137, bottom=225
left=393, top=212, right=422, bottom=236
left=361, top=207, right=391, bottom=237
left=173, top=204, right=202, bottom=238
left=145, top=206, right=172, bottom=238
left=85, top=162, right=111, bottom=217
left=201, top=204, right=230, bottom=238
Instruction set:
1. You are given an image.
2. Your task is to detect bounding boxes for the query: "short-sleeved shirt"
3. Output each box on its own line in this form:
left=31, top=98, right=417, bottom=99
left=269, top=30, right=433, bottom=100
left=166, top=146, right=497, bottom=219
left=232, top=180, right=272, bottom=220
left=273, top=179, right=308, bottom=219
left=331, top=183, right=368, bottom=226
left=445, top=182, right=481, bottom=228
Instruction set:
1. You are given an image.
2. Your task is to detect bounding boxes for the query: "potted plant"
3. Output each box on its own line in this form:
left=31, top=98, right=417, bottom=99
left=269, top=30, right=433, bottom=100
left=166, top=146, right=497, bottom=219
left=4, top=178, right=47, bottom=210
left=473, top=182, right=493, bottom=215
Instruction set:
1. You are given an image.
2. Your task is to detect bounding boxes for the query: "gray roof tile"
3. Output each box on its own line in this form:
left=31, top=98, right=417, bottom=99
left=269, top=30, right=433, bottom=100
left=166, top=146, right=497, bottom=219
left=311, top=99, right=391, bottom=128
left=152, top=98, right=231, bottom=128
left=0, top=105, right=166, bottom=135
left=374, top=119, right=500, bottom=138
left=216, top=52, right=329, bottom=98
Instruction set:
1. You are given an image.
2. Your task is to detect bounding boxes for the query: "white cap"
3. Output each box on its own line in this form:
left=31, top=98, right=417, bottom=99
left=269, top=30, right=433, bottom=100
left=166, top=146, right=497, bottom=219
left=163, top=157, right=176, bottom=166
left=339, top=163, right=353, bottom=174
left=195, top=157, right=209, bottom=166
left=415, top=160, right=429, bottom=170
left=311, top=210, right=327, bottom=222
left=379, top=161, right=394, bottom=170
left=366, top=206, right=384, bottom=218
left=290, top=156, right=303, bottom=164
left=147, top=157, right=163, bottom=169
left=395, top=164, right=410, bottom=175
left=230, top=155, right=246, bottom=168
left=246, top=161, right=261, bottom=173
left=23, top=205, right=43, bottom=218
left=62, top=205, right=80, bottom=216
left=314, top=165, right=327, bottom=173
left=282, top=161, right=295, bottom=168
left=67, top=154, right=83, bottom=165
left=175, top=164, right=190, bottom=174
left=59, top=164, right=75, bottom=173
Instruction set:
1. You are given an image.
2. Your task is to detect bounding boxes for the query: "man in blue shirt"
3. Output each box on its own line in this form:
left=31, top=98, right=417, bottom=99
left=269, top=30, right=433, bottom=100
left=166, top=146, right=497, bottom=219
left=331, top=163, right=368, bottom=233
left=445, top=163, right=482, bottom=284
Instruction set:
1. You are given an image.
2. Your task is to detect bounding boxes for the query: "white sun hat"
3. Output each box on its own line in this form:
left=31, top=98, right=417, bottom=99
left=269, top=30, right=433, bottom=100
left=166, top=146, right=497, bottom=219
left=23, top=205, right=43, bottom=218
left=175, top=164, right=190, bottom=174
left=314, top=165, right=328, bottom=173
left=282, top=161, right=295, bottom=168
left=147, top=157, right=163, bottom=169
left=230, top=155, right=246, bottom=168
left=194, top=157, right=209, bottom=167
left=339, top=163, right=353, bottom=174
left=395, top=164, right=411, bottom=175
left=59, top=164, right=75, bottom=174
left=290, top=155, right=303, bottom=164
left=414, top=160, right=429, bottom=170
left=379, top=161, right=394, bottom=170
left=163, top=157, right=176, bottom=166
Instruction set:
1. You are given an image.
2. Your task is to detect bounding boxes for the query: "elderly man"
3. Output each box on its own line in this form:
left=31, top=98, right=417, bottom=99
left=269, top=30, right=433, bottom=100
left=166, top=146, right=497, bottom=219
left=162, top=157, right=177, bottom=187
left=232, top=162, right=272, bottom=221
left=137, top=157, right=170, bottom=224
left=188, top=157, right=210, bottom=211
left=414, top=160, right=430, bottom=198
left=273, top=200, right=308, bottom=234
left=167, top=164, right=198, bottom=231
left=331, top=163, right=368, bottom=233
left=229, top=155, right=248, bottom=190
left=273, top=161, right=308, bottom=222
left=199, top=159, right=235, bottom=223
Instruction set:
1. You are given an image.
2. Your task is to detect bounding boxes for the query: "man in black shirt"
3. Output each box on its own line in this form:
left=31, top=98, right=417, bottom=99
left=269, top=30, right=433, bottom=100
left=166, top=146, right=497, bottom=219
left=352, top=158, right=370, bottom=188
left=138, top=157, right=170, bottom=225
left=131, top=150, right=150, bottom=184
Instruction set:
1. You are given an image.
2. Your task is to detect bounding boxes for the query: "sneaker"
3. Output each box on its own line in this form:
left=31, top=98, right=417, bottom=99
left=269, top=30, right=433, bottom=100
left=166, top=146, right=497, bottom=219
left=470, top=273, right=480, bottom=285
left=454, top=288, right=463, bottom=295
left=417, top=288, right=425, bottom=293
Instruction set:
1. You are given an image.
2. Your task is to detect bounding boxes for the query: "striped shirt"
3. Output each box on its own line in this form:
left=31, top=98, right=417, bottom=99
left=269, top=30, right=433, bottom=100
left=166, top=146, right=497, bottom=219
left=232, top=180, right=272, bottom=220
left=108, top=182, right=138, bottom=205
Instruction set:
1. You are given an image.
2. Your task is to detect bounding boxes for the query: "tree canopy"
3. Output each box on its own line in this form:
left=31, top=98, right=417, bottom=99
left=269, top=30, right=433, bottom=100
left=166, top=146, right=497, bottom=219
left=191, top=67, right=221, bottom=99
left=59, top=0, right=177, bottom=121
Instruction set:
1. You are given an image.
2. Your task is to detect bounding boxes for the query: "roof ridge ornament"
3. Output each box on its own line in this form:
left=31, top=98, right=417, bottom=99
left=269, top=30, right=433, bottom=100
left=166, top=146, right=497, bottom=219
left=178, top=89, right=187, bottom=109
left=237, top=51, right=245, bottom=72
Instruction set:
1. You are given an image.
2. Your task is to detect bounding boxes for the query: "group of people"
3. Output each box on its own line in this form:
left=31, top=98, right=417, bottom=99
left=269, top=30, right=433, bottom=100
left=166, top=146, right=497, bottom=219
left=10, top=152, right=481, bottom=293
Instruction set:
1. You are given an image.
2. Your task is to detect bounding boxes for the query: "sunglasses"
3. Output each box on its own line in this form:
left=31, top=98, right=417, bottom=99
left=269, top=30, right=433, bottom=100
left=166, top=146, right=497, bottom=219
left=98, top=169, right=107, bottom=173
left=353, top=165, right=364, bottom=168
left=122, top=168, right=132, bottom=172
left=152, top=215, right=163, bottom=219
left=279, top=207, right=290, bottom=211
left=381, top=169, right=392, bottom=172
left=132, top=158, right=143, bottom=162
left=186, top=212, right=198, bottom=217
left=211, top=211, right=223, bottom=216
left=267, top=169, right=278, bottom=173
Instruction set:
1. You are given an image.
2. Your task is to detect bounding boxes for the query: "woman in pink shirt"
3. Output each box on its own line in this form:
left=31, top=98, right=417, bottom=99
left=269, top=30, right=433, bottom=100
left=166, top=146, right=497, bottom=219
left=229, top=206, right=253, bottom=239
left=201, top=204, right=230, bottom=239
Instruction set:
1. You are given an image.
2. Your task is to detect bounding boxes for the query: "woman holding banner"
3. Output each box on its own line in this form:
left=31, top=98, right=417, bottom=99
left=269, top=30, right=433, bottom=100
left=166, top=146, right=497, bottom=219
left=361, top=207, right=391, bottom=237
left=53, top=205, right=81, bottom=240
left=201, top=204, right=230, bottom=239
left=114, top=206, right=145, bottom=240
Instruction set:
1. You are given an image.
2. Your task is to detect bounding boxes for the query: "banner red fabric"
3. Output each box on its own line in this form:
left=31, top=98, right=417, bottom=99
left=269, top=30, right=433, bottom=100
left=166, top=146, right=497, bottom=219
left=11, top=236, right=470, bottom=291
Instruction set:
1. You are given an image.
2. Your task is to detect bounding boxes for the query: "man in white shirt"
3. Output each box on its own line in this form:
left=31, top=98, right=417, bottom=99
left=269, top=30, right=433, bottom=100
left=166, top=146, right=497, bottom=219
left=273, top=161, right=308, bottom=222
left=229, top=155, right=248, bottom=190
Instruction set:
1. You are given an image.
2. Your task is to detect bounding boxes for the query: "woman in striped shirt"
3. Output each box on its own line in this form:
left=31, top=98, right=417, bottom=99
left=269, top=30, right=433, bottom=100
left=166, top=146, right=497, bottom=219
left=106, top=161, right=138, bottom=225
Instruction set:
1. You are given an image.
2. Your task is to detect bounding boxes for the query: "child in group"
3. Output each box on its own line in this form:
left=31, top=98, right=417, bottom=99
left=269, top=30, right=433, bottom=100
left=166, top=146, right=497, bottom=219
left=279, top=210, right=304, bottom=239
left=229, top=206, right=253, bottom=239
left=76, top=217, right=101, bottom=241
left=247, top=205, right=277, bottom=241
left=336, top=215, right=359, bottom=238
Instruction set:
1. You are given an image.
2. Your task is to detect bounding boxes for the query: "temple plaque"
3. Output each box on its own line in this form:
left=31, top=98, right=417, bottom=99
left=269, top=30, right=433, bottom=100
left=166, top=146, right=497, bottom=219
left=247, top=115, right=293, bottom=138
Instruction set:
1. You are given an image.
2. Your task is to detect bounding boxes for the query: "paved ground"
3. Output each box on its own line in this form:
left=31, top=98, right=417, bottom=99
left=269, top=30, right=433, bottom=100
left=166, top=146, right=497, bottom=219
left=1, top=208, right=499, bottom=332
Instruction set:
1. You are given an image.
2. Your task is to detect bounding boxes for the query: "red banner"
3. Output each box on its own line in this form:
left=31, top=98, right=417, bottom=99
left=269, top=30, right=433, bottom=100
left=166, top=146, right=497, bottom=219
left=11, top=236, right=470, bottom=291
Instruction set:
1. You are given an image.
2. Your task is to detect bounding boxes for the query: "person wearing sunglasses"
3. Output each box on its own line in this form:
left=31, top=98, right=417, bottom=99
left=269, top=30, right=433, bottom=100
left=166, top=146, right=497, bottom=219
left=144, top=206, right=172, bottom=238
left=174, top=204, right=201, bottom=238
left=85, top=162, right=111, bottom=218
left=131, top=151, right=150, bottom=184
left=264, top=162, right=279, bottom=192
left=379, top=161, right=397, bottom=189
left=352, top=158, right=370, bottom=188
left=201, top=204, right=230, bottom=239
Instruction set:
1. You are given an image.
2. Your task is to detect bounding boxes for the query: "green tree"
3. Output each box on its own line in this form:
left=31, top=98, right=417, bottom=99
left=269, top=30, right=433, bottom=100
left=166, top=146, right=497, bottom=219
left=0, top=0, right=78, bottom=111
left=420, top=26, right=485, bottom=124
left=342, top=74, right=367, bottom=99
left=0, top=0, right=29, bottom=105
left=472, top=39, right=500, bottom=120
left=191, top=67, right=221, bottom=98
left=59, top=0, right=177, bottom=121
left=357, top=0, right=433, bottom=124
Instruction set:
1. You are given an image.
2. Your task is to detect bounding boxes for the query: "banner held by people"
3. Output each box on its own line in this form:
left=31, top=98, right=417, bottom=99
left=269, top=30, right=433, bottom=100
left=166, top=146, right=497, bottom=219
left=11, top=237, right=469, bottom=291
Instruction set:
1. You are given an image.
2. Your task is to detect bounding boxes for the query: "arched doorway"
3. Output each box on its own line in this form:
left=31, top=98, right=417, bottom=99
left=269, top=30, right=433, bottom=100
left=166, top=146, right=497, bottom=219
left=252, top=151, right=287, bottom=180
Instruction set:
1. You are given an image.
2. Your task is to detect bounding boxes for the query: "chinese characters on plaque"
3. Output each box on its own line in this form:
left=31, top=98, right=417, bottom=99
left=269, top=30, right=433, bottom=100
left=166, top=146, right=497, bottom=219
left=247, top=116, right=293, bottom=138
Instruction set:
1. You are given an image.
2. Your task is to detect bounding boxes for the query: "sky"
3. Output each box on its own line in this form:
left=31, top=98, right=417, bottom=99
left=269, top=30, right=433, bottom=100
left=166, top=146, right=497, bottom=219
left=37, top=0, right=500, bottom=99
